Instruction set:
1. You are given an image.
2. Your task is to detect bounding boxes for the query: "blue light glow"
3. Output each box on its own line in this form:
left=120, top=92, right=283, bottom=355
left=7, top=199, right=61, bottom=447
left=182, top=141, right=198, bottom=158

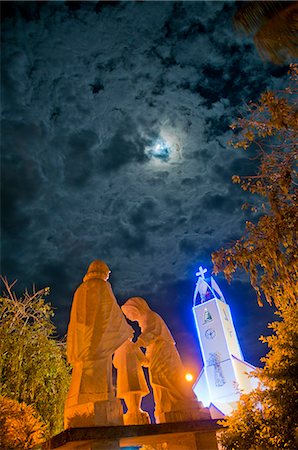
left=147, top=139, right=170, bottom=161
left=192, top=268, right=257, bottom=415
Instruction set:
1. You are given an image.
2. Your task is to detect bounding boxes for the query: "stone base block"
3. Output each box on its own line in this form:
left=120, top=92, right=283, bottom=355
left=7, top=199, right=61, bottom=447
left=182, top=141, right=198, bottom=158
left=52, top=439, right=120, bottom=450
left=123, top=409, right=150, bottom=425
left=64, top=399, right=124, bottom=428
left=157, top=406, right=211, bottom=423
left=121, top=429, right=219, bottom=450
left=40, top=419, right=221, bottom=450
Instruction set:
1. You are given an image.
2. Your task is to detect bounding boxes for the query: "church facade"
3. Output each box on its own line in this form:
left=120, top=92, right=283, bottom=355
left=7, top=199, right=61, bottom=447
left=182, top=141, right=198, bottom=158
left=192, top=267, right=258, bottom=418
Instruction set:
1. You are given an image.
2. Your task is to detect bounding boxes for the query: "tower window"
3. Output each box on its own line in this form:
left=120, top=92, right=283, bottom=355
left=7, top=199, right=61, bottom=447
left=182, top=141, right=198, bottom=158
left=203, top=308, right=213, bottom=324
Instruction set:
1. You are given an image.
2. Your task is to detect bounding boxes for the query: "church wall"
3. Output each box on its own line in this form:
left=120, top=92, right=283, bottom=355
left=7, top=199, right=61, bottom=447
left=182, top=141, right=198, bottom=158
left=231, top=357, right=258, bottom=394
left=193, top=298, right=244, bottom=404
left=193, top=285, right=258, bottom=415
left=215, top=301, right=243, bottom=360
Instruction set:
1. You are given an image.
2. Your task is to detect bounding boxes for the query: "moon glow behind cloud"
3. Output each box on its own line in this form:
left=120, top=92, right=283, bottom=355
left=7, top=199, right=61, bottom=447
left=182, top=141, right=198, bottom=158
left=145, top=127, right=182, bottom=165
left=147, top=139, right=171, bottom=161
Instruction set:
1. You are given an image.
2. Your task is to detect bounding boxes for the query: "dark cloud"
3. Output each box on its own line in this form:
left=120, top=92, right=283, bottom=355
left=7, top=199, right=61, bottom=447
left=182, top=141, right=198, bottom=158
left=1, top=0, right=286, bottom=372
left=181, top=177, right=201, bottom=187
left=179, top=238, right=197, bottom=256
left=99, top=123, right=149, bottom=172
left=201, top=193, right=241, bottom=214
left=113, top=225, right=147, bottom=254
left=1, top=121, right=44, bottom=236
left=129, top=198, right=157, bottom=229
left=1, top=1, right=45, bottom=22
left=64, top=129, right=98, bottom=186
left=94, top=1, right=122, bottom=15
left=205, top=114, right=230, bottom=138
left=229, top=155, right=259, bottom=177
left=90, top=79, right=104, bottom=94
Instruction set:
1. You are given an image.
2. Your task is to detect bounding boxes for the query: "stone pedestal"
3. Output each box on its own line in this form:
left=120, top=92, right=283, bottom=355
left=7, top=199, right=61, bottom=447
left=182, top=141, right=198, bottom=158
left=121, top=429, right=219, bottom=450
left=123, top=409, right=150, bottom=425
left=39, top=419, right=221, bottom=450
left=64, top=399, right=124, bottom=428
left=157, top=405, right=210, bottom=424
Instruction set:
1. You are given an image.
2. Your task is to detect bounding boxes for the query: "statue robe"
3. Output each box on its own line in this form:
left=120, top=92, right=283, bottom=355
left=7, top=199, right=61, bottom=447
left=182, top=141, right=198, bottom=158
left=113, top=340, right=149, bottom=398
left=66, top=275, right=132, bottom=404
left=138, top=310, right=197, bottom=418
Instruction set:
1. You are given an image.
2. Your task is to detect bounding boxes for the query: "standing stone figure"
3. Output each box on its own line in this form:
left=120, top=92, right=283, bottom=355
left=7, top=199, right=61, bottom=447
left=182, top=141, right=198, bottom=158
left=64, top=260, right=133, bottom=428
left=113, top=339, right=150, bottom=425
left=122, top=297, right=209, bottom=424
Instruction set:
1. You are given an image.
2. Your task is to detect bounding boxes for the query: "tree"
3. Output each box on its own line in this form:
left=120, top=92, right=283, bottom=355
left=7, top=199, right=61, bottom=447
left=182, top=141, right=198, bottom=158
left=234, top=1, right=298, bottom=64
left=0, top=277, right=71, bottom=437
left=0, top=396, right=46, bottom=450
left=212, top=64, right=298, bottom=308
left=219, top=302, right=298, bottom=450
left=212, top=65, right=298, bottom=448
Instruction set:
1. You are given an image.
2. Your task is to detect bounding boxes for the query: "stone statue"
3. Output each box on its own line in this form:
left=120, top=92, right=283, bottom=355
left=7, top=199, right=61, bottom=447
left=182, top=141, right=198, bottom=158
left=64, top=260, right=133, bottom=428
left=113, top=339, right=150, bottom=425
left=122, top=297, right=209, bottom=423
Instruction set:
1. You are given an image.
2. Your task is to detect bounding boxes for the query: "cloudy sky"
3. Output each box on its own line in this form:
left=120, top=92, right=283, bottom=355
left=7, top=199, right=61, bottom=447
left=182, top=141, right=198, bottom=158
left=2, top=1, right=286, bottom=377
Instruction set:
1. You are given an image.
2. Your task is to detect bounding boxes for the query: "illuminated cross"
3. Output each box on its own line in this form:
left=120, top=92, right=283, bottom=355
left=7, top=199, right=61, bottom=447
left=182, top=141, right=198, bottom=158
left=196, top=266, right=207, bottom=279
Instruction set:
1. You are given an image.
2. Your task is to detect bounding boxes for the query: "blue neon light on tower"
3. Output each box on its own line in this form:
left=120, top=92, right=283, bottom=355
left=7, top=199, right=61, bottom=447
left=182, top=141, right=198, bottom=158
left=192, top=266, right=258, bottom=417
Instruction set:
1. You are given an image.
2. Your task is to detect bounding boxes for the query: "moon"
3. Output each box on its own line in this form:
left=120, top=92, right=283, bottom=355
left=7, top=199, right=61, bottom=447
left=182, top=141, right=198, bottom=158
left=145, top=128, right=182, bottom=165
left=147, top=138, right=171, bottom=161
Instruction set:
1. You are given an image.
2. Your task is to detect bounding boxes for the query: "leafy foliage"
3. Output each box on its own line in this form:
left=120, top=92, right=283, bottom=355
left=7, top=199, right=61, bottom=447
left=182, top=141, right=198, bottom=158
left=234, top=2, right=298, bottom=64
left=0, top=277, right=71, bottom=436
left=212, top=65, right=298, bottom=449
left=219, top=302, right=298, bottom=449
left=0, top=396, right=46, bottom=449
left=213, top=64, right=298, bottom=307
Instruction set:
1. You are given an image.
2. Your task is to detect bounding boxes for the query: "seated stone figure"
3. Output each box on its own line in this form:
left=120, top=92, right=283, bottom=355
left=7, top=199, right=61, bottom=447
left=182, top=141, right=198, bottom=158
left=122, top=297, right=209, bottom=424
left=113, top=339, right=150, bottom=425
left=64, top=260, right=133, bottom=428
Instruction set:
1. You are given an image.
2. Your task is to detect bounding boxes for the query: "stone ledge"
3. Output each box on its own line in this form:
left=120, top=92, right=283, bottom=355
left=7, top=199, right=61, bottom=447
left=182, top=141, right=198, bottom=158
left=41, top=420, right=221, bottom=449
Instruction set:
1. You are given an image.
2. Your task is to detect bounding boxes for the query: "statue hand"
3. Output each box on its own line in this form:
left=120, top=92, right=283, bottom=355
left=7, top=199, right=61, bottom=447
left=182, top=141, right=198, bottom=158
left=136, top=337, right=146, bottom=348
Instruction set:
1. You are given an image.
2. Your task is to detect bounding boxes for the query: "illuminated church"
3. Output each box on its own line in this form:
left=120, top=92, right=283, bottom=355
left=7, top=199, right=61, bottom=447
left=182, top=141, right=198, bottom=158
left=192, top=267, right=258, bottom=418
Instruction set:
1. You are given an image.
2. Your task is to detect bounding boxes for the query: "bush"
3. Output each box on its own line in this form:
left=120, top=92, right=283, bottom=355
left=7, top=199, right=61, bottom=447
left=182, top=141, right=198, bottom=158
left=0, top=396, right=46, bottom=449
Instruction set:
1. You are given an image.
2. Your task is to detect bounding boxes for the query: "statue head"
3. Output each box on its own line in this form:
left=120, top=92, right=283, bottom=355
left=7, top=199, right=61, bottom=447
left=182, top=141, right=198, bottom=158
left=122, top=297, right=151, bottom=322
left=83, top=260, right=111, bottom=282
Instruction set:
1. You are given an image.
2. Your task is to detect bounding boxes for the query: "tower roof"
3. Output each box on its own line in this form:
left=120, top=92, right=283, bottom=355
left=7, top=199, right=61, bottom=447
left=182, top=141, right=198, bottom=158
left=193, top=266, right=226, bottom=306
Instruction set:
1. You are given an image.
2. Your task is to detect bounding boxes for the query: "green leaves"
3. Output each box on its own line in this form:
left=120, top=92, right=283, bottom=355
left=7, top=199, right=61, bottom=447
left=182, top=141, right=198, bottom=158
left=219, top=303, right=298, bottom=449
left=0, top=277, right=71, bottom=437
left=213, top=65, right=298, bottom=449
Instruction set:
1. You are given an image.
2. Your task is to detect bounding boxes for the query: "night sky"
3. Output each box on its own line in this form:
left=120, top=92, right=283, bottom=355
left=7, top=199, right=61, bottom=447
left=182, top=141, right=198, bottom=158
left=1, top=1, right=285, bottom=380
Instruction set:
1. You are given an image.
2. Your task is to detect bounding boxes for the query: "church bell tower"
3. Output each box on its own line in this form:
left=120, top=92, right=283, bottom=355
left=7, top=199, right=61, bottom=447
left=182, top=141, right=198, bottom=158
left=192, top=267, right=257, bottom=417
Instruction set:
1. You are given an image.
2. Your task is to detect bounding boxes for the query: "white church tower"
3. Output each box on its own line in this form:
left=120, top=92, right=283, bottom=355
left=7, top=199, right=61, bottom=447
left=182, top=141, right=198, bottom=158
left=192, top=266, right=257, bottom=418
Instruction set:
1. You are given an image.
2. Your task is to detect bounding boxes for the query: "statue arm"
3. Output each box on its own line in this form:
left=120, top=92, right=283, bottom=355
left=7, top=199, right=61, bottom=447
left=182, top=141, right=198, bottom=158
left=137, top=312, right=161, bottom=347
left=137, top=333, right=155, bottom=347
left=106, top=282, right=134, bottom=343
left=134, top=343, right=149, bottom=367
